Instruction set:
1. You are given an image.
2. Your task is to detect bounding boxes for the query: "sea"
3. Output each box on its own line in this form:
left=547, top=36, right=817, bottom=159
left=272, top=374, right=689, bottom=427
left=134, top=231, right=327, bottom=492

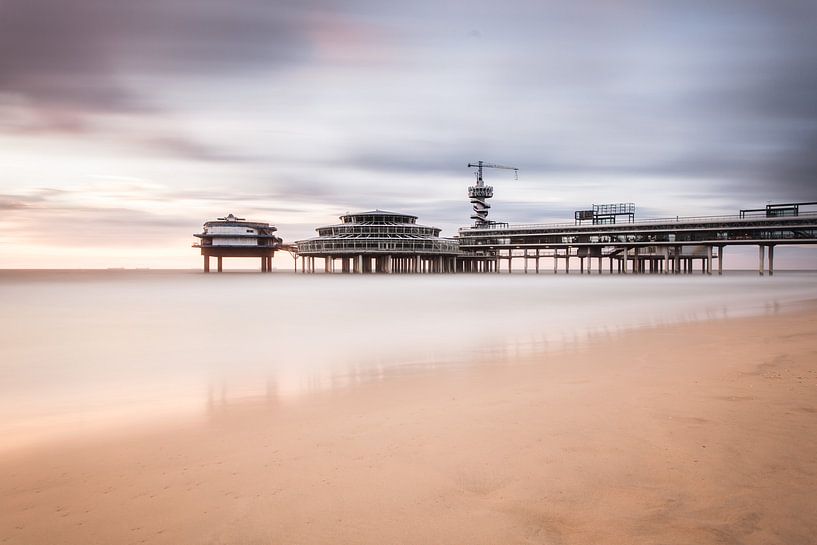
left=1, top=269, right=816, bottom=451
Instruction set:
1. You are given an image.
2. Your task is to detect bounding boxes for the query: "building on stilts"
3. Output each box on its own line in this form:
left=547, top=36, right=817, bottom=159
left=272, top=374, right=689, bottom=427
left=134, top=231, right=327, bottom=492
left=295, top=210, right=459, bottom=273
left=193, top=214, right=282, bottom=272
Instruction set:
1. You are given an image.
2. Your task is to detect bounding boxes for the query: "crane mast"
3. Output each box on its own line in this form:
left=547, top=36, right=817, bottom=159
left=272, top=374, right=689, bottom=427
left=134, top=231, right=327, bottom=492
left=467, top=160, right=519, bottom=227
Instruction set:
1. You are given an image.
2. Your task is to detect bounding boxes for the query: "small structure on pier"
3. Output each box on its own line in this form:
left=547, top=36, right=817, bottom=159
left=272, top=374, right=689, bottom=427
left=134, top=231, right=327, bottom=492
left=296, top=210, right=459, bottom=273
left=574, top=203, right=635, bottom=225
left=193, top=214, right=282, bottom=272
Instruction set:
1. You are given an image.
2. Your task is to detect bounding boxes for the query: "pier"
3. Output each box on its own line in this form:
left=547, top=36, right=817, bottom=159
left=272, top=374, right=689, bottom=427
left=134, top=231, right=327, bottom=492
left=457, top=202, right=817, bottom=275
left=194, top=203, right=816, bottom=274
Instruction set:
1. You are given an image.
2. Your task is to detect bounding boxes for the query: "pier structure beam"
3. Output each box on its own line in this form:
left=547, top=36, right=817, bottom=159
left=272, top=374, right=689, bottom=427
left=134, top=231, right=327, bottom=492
left=565, top=248, right=571, bottom=274
left=203, top=255, right=210, bottom=273
left=536, top=249, right=540, bottom=274
left=261, top=257, right=266, bottom=273
left=524, top=249, right=529, bottom=274
left=553, top=251, right=558, bottom=274
left=580, top=256, right=584, bottom=274
left=758, top=245, right=765, bottom=276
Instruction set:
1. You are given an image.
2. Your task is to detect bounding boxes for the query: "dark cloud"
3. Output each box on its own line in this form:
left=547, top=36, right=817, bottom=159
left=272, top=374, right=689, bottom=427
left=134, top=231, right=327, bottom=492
left=0, top=0, right=316, bottom=112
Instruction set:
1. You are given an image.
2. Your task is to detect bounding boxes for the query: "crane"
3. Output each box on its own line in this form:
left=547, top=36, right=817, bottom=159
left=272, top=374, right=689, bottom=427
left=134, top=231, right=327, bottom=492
left=467, top=160, right=519, bottom=227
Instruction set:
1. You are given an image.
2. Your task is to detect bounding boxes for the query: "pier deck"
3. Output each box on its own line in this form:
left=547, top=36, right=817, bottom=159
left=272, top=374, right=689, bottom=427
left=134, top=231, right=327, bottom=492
left=457, top=210, right=817, bottom=275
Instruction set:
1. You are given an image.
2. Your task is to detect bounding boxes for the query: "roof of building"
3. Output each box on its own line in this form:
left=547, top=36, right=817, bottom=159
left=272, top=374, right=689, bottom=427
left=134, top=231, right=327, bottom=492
left=343, top=209, right=418, bottom=218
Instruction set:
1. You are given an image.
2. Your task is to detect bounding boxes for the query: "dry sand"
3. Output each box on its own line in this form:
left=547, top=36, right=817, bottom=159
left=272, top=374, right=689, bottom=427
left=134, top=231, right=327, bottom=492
left=2, top=306, right=817, bottom=545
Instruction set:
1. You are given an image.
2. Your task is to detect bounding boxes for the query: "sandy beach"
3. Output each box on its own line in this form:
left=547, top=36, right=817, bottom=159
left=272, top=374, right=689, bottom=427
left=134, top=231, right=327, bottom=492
left=2, top=301, right=816, bottom=545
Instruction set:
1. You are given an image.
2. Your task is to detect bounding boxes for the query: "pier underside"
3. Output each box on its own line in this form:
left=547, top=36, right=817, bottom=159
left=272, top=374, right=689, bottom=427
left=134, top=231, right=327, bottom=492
left=199, top=247, right=277, bottom=273
left=295, top=253, right=457, bottom=274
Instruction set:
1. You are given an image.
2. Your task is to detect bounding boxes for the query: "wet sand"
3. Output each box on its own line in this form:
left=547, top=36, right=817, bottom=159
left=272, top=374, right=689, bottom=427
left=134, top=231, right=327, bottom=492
left=2, top=306, right=817, bottom=545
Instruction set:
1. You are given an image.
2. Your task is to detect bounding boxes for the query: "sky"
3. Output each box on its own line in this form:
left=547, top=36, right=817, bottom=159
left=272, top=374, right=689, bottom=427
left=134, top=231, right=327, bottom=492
left=1, top=0, right=816, bottom=268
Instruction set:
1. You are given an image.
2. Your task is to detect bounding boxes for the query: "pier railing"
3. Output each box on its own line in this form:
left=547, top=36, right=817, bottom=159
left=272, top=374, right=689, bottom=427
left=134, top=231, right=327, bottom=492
left=461, top=210, right=817, bottom=233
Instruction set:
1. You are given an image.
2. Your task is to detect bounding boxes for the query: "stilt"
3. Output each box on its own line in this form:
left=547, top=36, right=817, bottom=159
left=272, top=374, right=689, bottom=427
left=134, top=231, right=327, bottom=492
left=718, top=246, right=723, bottom=275
left=706, top=245, right=712, bottom=274
left=768, top=245, right=774, bottom=276
left=203, top=255, right=210, bottom=273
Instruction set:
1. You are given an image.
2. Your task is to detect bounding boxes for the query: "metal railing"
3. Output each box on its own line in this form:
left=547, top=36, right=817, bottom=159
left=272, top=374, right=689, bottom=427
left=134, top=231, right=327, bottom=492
left=460, top=210, right=817, bottom=233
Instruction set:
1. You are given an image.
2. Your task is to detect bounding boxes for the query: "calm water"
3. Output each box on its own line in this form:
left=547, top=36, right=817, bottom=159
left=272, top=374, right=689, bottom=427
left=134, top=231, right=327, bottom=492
left=1, top=270, right=816, bottom=451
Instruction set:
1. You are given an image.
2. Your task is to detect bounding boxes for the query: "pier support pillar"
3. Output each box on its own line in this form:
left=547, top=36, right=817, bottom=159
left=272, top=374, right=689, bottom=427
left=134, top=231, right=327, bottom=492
left=758, top=245, right=765, bottom=276
left=553, top=253, right=558, bottom=274
left=768, top=245, right=775, bottom=276
left=203, top=255, right=210, bottom=273
left=718, top=246, right=724, bottom=276
left=706, top=246, right=712, bottom=275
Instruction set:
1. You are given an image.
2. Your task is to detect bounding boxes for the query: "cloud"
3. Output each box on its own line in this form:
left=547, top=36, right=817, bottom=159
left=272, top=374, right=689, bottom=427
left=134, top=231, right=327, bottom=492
left=0, top=0, right=387, bottom=143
